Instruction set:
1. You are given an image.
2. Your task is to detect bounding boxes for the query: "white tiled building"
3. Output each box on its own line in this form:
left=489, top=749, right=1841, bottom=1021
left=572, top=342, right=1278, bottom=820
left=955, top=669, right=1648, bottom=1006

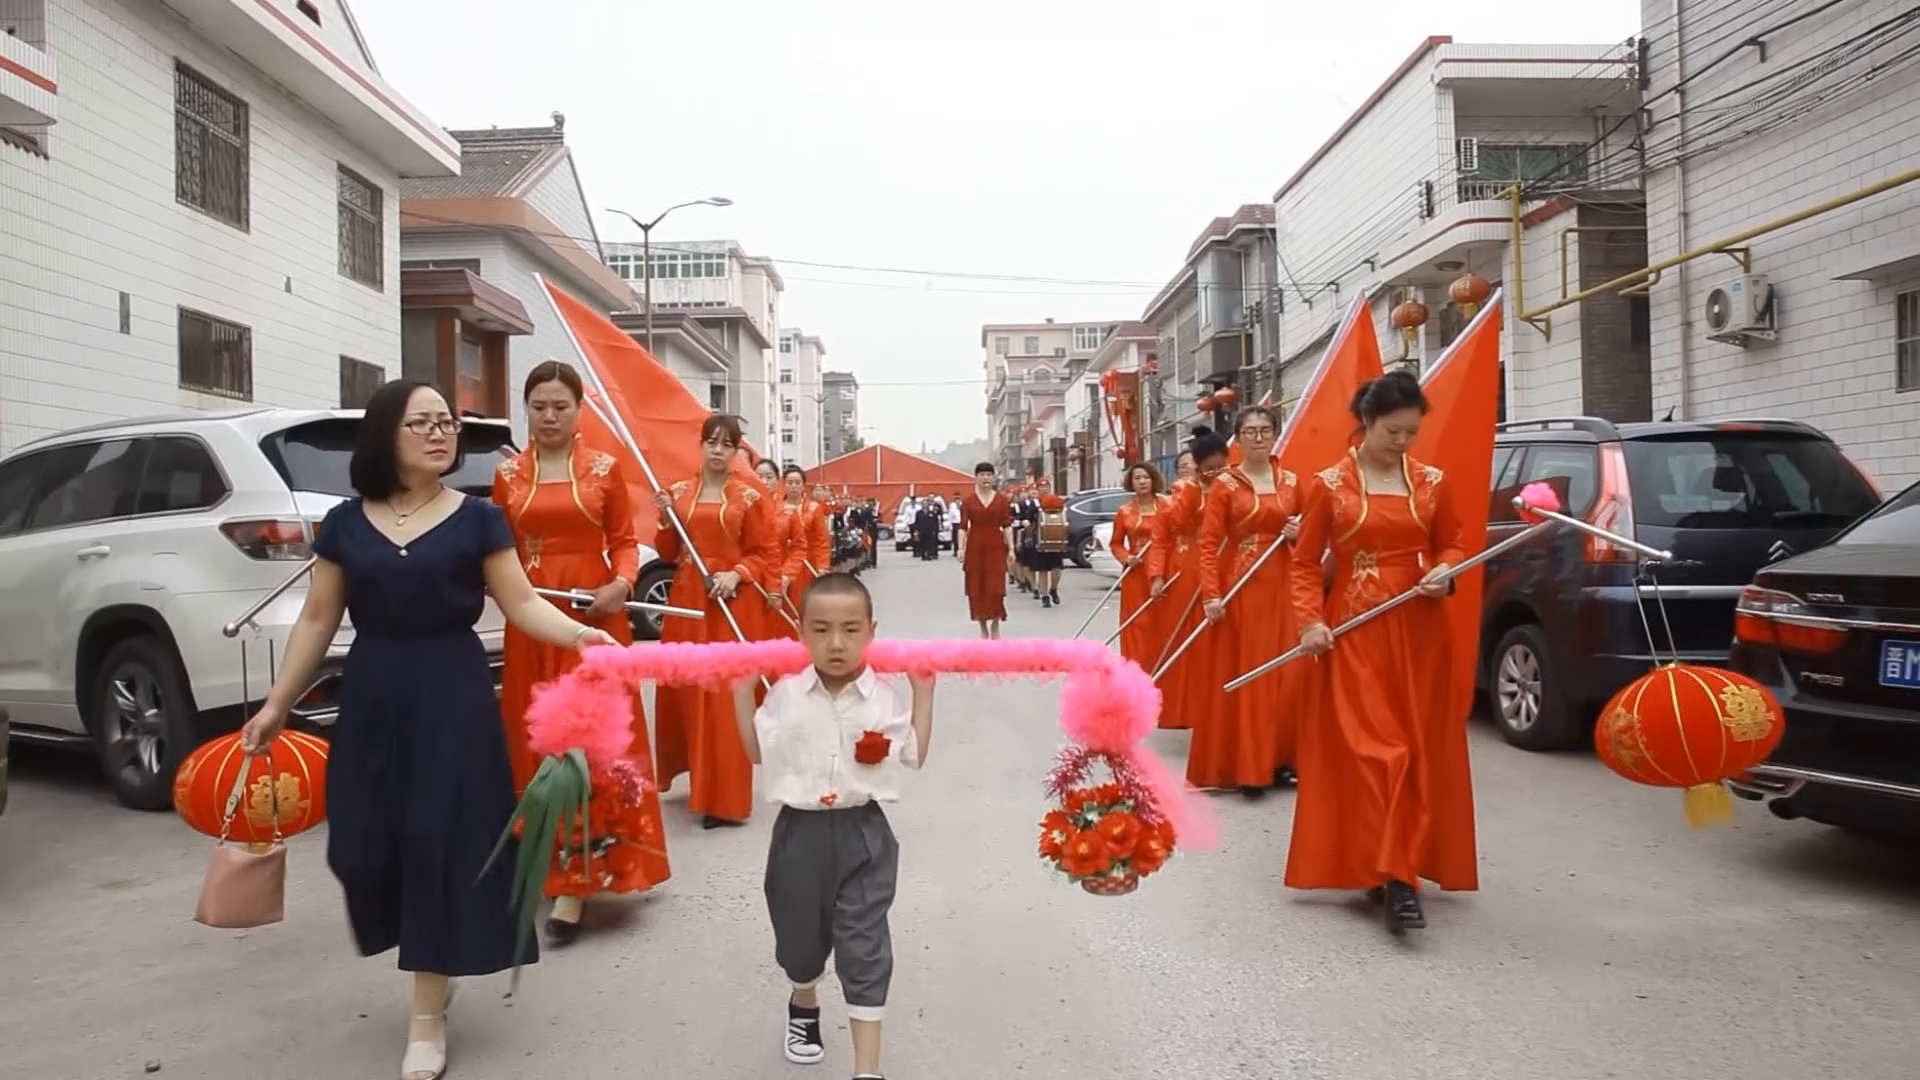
left=0, top=0, right=457, bottom=452
left=777, top=328, right=825, bottom=467
left=1629, top=0, right=1920, bottom=488
left=1266, top=37, right=1642, bottom=428
left=604, top=239, right=785, bottom=453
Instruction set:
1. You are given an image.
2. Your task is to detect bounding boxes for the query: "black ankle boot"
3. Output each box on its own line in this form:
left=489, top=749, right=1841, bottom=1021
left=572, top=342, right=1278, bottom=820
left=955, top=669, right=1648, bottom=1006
left=1238, top=785, right=1265, bottom=800
left=1272, top=766, right=1298, bottom=787
left=1383, top=880, right=1425, bottom=931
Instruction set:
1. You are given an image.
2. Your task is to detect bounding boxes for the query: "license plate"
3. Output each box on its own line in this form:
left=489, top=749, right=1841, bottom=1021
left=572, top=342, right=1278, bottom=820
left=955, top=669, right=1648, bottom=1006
left=1879, top=639, right=1920, bottom=689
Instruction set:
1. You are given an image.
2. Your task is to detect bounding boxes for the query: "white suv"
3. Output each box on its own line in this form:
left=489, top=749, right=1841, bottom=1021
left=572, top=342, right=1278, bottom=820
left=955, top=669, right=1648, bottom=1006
left=0, top=408, right=513, bottom=809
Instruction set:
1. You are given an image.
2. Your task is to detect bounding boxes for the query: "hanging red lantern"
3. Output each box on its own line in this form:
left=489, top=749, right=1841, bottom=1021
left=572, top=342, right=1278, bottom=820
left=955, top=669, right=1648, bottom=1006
left=1213, top=386, right=1239, bottom=408
left=1197, top=392, right=1216, bottom=413
left=174, top=731, right=330, bottom=841
left=1593, top=664, right=1785, bottom=827
left=1390, top=298, right=1429, bottom=360
left=1449, top=272, right=1493, bottom=317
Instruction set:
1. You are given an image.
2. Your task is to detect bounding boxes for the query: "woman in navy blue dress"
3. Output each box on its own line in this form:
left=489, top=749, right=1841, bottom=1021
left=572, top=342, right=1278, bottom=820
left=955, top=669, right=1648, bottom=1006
left=241, top=380, right=617, bottom=1080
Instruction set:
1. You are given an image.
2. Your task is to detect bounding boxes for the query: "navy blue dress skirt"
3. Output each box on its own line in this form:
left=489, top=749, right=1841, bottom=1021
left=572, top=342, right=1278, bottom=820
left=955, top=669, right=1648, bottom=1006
left=313, top=496, right=536, bottom=976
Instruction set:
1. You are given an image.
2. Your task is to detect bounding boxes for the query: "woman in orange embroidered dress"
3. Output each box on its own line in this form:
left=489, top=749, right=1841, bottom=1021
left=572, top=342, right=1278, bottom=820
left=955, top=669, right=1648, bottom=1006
left=1287, top=371, right=1478, bottom=934
left=1149, top=429, right=1232, bottom=735
left=781, top=464, right=832, bottom=614
left=1109, top=463, right=1168, bottom=671
left=1195, top=406, right=1302, bottom=795
left=751, top=457, right=798, bottom=640
left=492, top=361, right=668, bottom=945
left=653, top=414, right=780, bottom=829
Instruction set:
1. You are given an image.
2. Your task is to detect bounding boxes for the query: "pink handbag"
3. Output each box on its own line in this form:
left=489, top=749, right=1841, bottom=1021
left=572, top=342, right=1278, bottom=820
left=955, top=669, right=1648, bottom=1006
left=194, top=751, right=287, bottom=928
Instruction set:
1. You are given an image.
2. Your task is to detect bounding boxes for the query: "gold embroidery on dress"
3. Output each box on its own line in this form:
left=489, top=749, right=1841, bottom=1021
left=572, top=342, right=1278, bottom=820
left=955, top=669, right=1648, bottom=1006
left=1719, top=682, right=1775, bottom=742
left=1317, top=465, right=1342, bottom=491
left=740, top=485, right=760, bottom=505
left=1422, top=464, right=1444, bottom=483
left=524, top=535, right=546, bottom=570
left=497, top=457, right=521, bottom=480
left=588, top=452, right=616, bottom=478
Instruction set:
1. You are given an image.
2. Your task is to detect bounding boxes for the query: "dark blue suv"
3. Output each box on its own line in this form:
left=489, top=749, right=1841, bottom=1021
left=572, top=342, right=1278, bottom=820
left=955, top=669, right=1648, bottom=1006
left=1476, top=417, right=1881, bottom=751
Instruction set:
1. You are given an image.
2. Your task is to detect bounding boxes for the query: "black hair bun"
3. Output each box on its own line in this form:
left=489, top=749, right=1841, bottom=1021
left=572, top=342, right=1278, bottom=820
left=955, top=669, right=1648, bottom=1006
left=1190, top=424, right=1216, bottom=438
left=1350, top=368, right=1431, bottom=423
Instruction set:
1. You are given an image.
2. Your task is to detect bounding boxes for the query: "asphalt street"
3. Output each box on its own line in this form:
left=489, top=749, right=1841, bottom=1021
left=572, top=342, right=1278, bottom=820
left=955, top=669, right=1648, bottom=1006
left=3, top=552, right=1918, bottom=1080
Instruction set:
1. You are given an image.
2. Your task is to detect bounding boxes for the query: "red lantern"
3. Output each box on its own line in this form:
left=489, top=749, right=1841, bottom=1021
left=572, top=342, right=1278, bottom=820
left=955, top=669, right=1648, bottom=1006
left=173, top=731, right=329, bottom=841
left=1197, top=393, right=1216, bottom=413
left=1449, top=272, right=1492, bottom=316
left=1389, top=299, right=1429, bottom=331
left=1593, top=664, right=1784, bottom=827
left=1213, top=386, right=1239, bottom=408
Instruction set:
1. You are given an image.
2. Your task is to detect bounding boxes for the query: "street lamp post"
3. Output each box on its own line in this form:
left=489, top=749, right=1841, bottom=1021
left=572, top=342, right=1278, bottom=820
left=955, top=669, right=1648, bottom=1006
left=606, top=197, right=732, bottom=356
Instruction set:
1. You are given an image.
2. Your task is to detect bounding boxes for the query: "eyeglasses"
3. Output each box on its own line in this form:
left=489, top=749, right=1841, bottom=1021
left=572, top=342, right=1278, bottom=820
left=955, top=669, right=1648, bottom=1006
left=403, top=417, right=463, bottom=437
left=1238, top=426, right=1276, bottom=438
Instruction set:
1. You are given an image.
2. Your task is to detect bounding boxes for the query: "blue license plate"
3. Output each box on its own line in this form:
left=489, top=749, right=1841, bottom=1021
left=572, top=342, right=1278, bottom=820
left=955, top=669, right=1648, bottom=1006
left=1879, top=640, right=1920, bottom=689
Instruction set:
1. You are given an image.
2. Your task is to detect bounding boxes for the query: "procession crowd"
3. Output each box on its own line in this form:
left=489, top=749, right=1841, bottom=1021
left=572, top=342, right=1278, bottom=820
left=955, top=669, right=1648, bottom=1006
left=227, top=356, right=1477, bottom=1080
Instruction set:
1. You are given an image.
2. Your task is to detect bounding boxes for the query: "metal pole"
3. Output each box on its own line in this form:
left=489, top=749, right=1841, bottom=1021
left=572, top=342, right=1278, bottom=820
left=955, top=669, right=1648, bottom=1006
left=1071, top=540, right=1149, bottom=640
left=642, top=224, right=655, bottom=357
left=1104, top=571, right=1179, bottom=646
left=532, top=587, right=703, bottom=621
left=1150, top=531, right=1290, bottom=682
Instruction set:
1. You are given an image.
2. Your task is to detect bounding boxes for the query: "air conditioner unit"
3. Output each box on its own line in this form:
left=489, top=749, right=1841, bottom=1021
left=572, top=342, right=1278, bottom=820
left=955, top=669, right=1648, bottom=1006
left=1704, top=273, right=1776, bottom=344
left=1456, top=137, right=1479, bottom=174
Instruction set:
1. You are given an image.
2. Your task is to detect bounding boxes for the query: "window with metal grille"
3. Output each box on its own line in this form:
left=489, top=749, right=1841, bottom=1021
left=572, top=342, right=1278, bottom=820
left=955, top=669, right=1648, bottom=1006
left=174, top=63, right=250, bottom=229
left=177, top=308, right=252, bottom=400
left=1898, top=290, right=1920, bottom=392
left=339, top=356, right=386, bottom=408
left=337, top=166, right=384, bottom=288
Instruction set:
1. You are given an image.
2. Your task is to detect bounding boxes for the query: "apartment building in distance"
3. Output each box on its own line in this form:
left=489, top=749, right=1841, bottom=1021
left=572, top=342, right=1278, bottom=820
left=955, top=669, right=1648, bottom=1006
left=604, top=239, right=784, bottom=452
left=777, top=328, right=825, bottom=467
left=0, top=0, right=458, bottom=452
left=982, top=319, right=1115, bottom=484
left=819, top=370, right=860, bottom=459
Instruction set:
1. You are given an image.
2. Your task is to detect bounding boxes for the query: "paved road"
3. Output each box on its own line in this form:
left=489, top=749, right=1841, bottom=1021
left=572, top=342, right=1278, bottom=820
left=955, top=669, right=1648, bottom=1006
left=3, top=554, right=1919, bottom=1080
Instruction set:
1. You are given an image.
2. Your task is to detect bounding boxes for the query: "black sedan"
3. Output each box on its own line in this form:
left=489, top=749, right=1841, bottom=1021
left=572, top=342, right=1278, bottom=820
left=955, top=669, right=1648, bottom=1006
left=1727, top=479, right=1920, bottom=840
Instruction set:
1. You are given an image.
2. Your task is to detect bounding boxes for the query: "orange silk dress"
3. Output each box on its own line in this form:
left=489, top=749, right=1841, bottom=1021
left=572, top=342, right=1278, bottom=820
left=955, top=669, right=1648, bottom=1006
left=1109, top=495, right=1167, bottom=671
left=652, top=476, right=779, bottom=823
left=1285, top=452, right=1478, bottom=892
left=1194, top=461, right=1302, bottom=787
left=764, top=499, right=802, bottom=640
left=784, top=499, right=832, bottom=615
left=1149, top=478, right=1227, bottom=734
left=958, top=491, right=1010, bottom=621
left=492, top=443, right=669, bottom=897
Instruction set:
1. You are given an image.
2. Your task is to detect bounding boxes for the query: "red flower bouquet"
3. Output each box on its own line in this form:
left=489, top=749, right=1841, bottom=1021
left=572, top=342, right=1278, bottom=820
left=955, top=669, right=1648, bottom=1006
left=1038, top=748, right=1177, bottom=896
left=853, top=730, right=892, bottom=766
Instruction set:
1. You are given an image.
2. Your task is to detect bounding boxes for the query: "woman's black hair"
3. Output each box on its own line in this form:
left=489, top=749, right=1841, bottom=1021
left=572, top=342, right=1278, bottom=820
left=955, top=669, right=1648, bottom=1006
left=1125, top=461, right=1166, bottom=493
left=1187, top=424, right=1229, bottom=462
left=1350, top=369, right=1429, bottom=425
left=1234, top=405, right=1279, bottom=435
left=350, top=379, right=464, bottom=501
left=973, top=461, right=995, bottom=476
left=782, top=463, right=806, bottom=480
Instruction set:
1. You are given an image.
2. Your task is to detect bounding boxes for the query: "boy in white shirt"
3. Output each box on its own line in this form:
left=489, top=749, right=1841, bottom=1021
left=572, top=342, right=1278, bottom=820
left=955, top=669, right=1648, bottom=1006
left=733, top=572, right=935, bottom=1080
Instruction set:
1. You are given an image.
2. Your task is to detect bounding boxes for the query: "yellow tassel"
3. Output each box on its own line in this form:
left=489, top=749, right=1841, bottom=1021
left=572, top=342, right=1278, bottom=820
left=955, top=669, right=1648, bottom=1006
left=1682, top=782, right=1735, bottom=828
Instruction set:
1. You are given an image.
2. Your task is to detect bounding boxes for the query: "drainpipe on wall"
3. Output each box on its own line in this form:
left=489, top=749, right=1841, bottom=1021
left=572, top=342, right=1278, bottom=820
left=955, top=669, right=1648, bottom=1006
left=1669, top=0, right=1696, bottom=419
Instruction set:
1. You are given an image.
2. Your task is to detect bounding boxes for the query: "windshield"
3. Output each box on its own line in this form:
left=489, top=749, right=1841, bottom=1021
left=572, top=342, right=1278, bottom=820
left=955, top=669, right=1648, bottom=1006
left=1833, top=482, right=1920, bottom=545
left=1621, top=433, right=1879, bottom=530
left=259, top=418, right=516, bottom=498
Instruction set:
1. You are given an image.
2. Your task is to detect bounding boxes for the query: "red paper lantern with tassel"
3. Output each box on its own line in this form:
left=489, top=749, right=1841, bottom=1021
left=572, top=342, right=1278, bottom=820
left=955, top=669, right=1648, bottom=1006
left=1593, top=664, right=1785, bottom=827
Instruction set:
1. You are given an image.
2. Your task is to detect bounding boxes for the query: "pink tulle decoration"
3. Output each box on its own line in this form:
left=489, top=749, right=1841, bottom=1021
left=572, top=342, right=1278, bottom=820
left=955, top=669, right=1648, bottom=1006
left=524, top=638, right=1216, bottom=850
left=1517, top=480, right=1562, bottom=523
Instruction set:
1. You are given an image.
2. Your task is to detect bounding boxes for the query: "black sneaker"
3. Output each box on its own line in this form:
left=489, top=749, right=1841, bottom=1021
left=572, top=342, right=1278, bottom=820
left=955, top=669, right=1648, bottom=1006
left=785, top=1000, right=824, bottom=1064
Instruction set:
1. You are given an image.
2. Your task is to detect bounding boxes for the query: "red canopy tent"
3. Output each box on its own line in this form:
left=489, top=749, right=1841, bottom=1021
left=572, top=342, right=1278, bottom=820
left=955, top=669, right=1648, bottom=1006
left=810, top=444, right=973, bottom=519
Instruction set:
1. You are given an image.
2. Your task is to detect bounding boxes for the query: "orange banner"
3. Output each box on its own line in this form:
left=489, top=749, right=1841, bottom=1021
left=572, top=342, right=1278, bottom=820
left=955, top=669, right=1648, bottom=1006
left=540, top=278, right=760, bottom=546
left=1274, top=295, right=1385, bottom=478
left=1411, top=293, right=1504, bottom=730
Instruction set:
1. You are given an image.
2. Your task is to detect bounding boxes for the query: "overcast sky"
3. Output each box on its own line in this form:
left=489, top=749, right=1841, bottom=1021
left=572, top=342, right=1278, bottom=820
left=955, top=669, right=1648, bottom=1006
left=356, top=0, right=1639, bottom=451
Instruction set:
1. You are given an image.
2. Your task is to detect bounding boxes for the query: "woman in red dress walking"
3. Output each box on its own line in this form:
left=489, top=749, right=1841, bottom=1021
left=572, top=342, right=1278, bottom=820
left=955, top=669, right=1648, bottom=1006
left=781, top=464, right=832, bottom=612
left=956, top=461, right=1011, bottom=638
left=653, top=414, right=781, bottom=829
left=1196, top=406, right=1302, bottom=796
left=752, top=457, right=796, bottom=639
left=1108, top=463, right=1167, bottom=670
left=492, top=361, right=669, bottom=945
left=1149, top=429, right=1233, bottom=736
left=1287, top=371, right=1478, bottom=933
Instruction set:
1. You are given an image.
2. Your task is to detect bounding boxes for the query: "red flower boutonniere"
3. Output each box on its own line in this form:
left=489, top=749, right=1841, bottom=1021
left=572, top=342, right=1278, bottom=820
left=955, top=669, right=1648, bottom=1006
left=853, top=731, right=892, bottom=766
left=819, top=792, right=838, bottom=808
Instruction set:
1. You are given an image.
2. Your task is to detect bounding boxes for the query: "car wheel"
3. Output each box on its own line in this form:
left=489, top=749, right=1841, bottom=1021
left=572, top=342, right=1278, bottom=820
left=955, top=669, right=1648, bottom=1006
left=632, top=566, right=676, bottom=641
left=1488, top=624, right=1576, bottom=751
left=1072, top=533, right=1097, bottom=569
left=91, top=635, right=198, bottom=810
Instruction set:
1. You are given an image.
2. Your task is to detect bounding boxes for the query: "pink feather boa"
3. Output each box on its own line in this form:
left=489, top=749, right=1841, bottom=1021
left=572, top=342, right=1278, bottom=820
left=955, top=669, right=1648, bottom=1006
left=525, top=638, right=1215, bottom=849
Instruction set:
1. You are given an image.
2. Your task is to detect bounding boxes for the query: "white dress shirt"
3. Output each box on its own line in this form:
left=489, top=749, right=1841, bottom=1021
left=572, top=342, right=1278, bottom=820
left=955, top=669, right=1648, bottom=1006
left=756, top=665, right=922, bottom=810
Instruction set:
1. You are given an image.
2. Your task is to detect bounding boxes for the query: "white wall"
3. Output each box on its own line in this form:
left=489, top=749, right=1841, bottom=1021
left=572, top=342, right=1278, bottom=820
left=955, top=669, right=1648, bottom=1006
left=1640, top=0, right=1920, bottom=488
left=397, top=229, right=612, bottom=442
left=522, top=156, right=600, bottom=262
left=0, top=0, right=403, bottom=452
